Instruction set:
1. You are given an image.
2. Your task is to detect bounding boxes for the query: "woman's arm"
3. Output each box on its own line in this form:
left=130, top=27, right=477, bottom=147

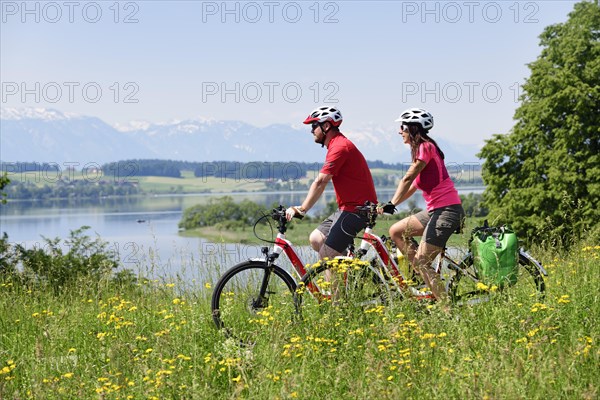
left=390, top=160, right=426, bottom=206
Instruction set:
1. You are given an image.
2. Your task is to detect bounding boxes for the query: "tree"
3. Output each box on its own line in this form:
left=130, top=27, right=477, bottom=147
left=0, top=172, right=9, bottom=204
left=479, top=0, right=600, bottom=245
left=0, top=173, right=15, bottom=274
left=178, top=196, right=268, bottom=230
left=459, top=193, right=488, bottom=218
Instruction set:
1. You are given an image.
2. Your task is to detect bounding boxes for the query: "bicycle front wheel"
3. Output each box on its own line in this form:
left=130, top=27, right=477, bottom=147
left=446, top=251, right=546, bottom=305
left=211, top=261, right=297, bottom=342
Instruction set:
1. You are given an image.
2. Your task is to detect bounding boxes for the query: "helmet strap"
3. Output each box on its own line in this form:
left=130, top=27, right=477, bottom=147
left=319, top=122, right=331, bottom=147
left=319, top=125, right=326, bottom=147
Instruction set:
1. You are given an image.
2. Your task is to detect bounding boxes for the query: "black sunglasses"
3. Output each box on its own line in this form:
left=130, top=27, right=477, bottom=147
left=311, top=122, right=320, bottom=132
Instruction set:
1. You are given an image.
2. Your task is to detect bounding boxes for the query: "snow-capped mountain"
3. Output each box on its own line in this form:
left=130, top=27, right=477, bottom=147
left=0, top=108, right=480, bottom=164
left=0, top=107, right=80, bottom=121
left=0, top=108, right=148, bottom=164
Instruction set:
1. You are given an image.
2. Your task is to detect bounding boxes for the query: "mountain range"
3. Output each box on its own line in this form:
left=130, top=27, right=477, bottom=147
left=0, top=108, right=481, bottom=165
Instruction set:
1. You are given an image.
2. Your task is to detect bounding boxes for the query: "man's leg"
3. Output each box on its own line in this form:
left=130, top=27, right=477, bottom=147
left=318, top=243, right=343, bottom=259
left=319, top=211, right=364, bottom=291
left=309, top=229, right=326, bottom=253
left=311, top=211, right=340, bottom=253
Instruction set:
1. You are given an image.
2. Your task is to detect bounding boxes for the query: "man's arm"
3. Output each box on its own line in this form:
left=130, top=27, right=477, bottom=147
left=302, top=172, right=332, bottom=211
left=286, top=172, right=332, bottom=220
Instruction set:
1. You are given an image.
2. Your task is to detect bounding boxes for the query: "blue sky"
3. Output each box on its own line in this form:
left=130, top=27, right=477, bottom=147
left=1, top=1, right=578, bottom=147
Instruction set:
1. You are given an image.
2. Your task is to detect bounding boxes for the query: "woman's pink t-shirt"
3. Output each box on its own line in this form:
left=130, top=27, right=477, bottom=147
left=413, top=142, right=461, bottom=211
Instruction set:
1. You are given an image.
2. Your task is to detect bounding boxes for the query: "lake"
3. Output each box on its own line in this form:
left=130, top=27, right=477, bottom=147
left=0, top=188, right=483, bottom=283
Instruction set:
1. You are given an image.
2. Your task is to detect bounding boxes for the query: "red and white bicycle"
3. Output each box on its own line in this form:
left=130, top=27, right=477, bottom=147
left=211, top=204, right=546, bottom=340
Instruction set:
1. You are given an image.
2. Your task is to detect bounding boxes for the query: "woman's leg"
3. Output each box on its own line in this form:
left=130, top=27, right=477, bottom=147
left=413, top=242, right=447, bottom=301
left=389, top=214, right=425, bottom=264
left=414, top=205, right=465, bottom=302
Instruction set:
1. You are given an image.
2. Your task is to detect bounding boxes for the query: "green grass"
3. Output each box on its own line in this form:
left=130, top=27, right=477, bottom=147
left=1, top=243, right=598, bottom=399
left=137, top=175, right=269, bottom=194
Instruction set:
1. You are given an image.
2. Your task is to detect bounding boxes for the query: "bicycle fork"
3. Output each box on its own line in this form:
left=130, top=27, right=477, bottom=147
left=251, top=245, right=282, bottom=311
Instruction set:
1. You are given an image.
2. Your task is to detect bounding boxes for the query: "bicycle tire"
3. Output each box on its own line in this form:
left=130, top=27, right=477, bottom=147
left=446, top=250, right=546, bottom=305
left=296, top=257, right=393, bottom=310
left=211, top=260, right=297, bottom=342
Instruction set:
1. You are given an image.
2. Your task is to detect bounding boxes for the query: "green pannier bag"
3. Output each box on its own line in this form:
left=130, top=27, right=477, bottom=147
left=470, top=225, right=519, bottom=287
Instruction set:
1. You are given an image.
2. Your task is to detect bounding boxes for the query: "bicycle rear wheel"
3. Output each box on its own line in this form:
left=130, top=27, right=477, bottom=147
left=446, top=250, right=546, bottom=305
left=211, top=261, right=297, bottom=342
left=296, top=257, right=393, bottom=311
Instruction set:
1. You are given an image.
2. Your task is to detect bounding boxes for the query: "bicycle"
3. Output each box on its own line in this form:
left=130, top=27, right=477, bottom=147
left=212, top=204, right=548, bottom=341
left=296, top=202, right=547, bottom=308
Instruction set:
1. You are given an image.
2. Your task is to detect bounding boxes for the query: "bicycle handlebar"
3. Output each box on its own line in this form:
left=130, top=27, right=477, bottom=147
left=253, top=205, right=304, bottom=240
left=355, top=202, right=378, bottom=214
left=270, top=205, right=304, bottom=221
left=355, top=201, right=379, bottom=228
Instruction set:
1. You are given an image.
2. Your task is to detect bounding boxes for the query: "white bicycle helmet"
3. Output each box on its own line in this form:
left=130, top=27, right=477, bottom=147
left=303, top=106, right=343, bottom=127
left=395, top=108, right=434, bottom=131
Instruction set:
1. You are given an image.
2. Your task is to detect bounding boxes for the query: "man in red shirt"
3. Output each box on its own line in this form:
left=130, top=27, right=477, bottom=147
left=286, top=106, right=377, bottom=259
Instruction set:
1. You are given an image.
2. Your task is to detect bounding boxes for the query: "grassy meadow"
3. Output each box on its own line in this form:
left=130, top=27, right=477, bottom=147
left=1, top=241, right=598, bottom=399
left=136, top=172, right=276, bottom=194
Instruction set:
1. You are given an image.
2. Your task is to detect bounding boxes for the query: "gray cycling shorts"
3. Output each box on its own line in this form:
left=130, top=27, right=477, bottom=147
left=316, top=210, right=368, bottom=253
left=414, top=204, right=465, bottom=248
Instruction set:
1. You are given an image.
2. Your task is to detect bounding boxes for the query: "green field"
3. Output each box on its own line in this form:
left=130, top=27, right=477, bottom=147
left=137, top=170, right=317, bottom=194
left=138, top=175, right=268, bottom=193
left=1, top=241, right=597, bottom=399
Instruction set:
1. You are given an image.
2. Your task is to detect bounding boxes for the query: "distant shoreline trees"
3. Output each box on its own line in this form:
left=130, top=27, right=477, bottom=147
left=0, top=159, right=483, bottom=200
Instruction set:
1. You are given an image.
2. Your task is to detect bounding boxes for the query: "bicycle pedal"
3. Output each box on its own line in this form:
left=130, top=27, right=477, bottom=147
left=409, top=287, right=433, bottom=298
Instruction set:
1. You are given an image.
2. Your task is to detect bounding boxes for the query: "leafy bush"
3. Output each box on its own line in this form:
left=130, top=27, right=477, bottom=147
left=179, top=196, right=268, bottom=230
left=0, top=232, right=18, bottom=275
left=12, top=226, right=121, bottom=294
left=0, top=172, right=8, bottom=204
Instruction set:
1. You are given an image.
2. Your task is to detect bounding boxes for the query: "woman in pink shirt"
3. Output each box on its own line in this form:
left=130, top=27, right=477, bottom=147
left=382, top=108, right=465, bottom=303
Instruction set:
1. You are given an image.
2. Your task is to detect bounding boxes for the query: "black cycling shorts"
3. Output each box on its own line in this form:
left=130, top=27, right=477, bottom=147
left=316, top=210, right=368, bottom=253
